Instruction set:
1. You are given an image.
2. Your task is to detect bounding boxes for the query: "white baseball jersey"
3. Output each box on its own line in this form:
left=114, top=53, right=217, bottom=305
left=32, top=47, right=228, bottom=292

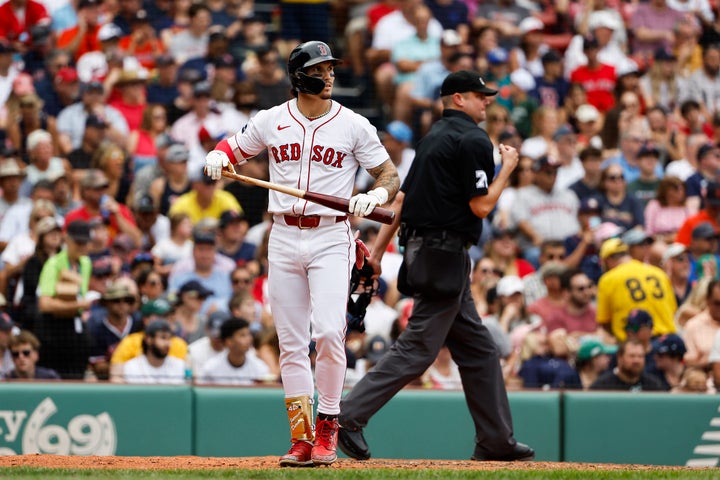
left=227, top=99, right=388, bottom=216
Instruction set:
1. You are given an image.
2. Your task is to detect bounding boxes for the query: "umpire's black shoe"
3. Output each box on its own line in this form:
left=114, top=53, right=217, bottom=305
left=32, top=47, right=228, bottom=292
left=471, top=443, right=535, bottom=462
left=338, top=426, right=371, bottom=460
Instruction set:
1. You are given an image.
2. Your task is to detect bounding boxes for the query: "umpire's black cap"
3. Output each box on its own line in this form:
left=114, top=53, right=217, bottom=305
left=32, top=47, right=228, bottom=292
left=440, top=70, right=497, bottom=97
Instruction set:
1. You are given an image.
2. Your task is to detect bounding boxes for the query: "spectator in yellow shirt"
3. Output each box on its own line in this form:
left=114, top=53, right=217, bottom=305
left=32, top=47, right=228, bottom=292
left=168, top=169, right=242, bottom=224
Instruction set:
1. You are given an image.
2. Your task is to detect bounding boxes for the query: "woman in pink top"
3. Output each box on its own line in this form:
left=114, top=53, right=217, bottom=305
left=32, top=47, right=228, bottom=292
left=644, top=176, right=690, bottom=244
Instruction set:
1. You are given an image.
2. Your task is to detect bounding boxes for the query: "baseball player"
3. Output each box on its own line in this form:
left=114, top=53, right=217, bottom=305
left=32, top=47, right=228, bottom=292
left=205, top=41, right=399, bottom=467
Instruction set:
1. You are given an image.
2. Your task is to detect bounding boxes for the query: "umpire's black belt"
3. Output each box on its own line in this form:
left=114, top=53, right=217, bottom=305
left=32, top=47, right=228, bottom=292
left=402, top=225, right=471, bottom=251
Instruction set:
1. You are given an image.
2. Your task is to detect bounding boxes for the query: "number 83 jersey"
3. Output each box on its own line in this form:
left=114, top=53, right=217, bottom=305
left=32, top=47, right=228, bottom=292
left=596, top=259, right=678, bottom=341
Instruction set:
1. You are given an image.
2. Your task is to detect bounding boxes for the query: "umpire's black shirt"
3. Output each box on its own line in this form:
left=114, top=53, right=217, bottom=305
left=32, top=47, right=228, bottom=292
left=400, top=109, right=494, bottom=244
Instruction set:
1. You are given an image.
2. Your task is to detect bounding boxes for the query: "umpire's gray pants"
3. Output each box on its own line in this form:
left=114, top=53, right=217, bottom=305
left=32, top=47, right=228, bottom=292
left=339, top=252, right=516, bottom=454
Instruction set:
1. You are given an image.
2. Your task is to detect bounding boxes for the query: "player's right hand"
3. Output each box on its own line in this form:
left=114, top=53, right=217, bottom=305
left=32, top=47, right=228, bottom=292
left=205, top=150, right=230, bottom=180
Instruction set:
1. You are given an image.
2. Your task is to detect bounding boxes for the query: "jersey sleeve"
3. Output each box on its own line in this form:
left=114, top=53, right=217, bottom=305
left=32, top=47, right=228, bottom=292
left=353, top=114, right=390, bottom=171
left=458, top=131, right=494, bottom=200
left=230, top=110, right=273, bottom=161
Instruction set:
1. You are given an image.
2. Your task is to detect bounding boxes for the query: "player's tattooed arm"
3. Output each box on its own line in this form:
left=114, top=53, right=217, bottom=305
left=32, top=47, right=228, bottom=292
left=367, top=159, right=400, bottom=202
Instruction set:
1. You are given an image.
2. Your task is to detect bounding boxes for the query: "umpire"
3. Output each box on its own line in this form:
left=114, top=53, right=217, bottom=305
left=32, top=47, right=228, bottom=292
left=338, top=70, right=534, bottom=461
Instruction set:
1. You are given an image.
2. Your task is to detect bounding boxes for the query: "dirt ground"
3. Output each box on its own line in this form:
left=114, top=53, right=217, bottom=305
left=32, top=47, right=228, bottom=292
left=0, top=455, right=702, bottom=471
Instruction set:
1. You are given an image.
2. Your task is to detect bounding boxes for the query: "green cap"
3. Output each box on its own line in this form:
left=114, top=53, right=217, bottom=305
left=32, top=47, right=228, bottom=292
left=140, top=297, right=173, bottom=317
left=577, top=339, right=617, bottom=361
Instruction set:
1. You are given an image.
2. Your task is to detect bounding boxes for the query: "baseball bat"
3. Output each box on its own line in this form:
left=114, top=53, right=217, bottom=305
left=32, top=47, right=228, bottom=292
left=219, top=170, right=395, bottom=224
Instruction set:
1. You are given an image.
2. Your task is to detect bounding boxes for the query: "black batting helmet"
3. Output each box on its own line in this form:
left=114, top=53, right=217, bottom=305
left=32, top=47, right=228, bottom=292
left=287, top=41, right=340, bottom=95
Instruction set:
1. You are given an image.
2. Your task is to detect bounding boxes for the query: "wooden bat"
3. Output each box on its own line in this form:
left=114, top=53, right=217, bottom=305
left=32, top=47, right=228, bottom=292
left=220, top=169, right=395, bottom=225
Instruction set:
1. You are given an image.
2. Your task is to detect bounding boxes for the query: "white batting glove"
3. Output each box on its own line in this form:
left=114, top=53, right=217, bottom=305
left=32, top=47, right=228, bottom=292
left=205, top=150, right=230, bottom=180
left=349, top=187, right=388, bottom=217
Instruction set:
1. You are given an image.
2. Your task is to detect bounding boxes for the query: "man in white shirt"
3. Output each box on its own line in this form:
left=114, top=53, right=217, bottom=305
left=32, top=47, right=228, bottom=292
left=122, top=319, right=185, bottom=384
left=188, top=310, right=228, bottom=375
left=197, top=317, right=270, bottom=385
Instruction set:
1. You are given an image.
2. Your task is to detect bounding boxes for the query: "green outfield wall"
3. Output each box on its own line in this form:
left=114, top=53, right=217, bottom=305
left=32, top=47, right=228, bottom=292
left=2, top=384, right=719, bottom=466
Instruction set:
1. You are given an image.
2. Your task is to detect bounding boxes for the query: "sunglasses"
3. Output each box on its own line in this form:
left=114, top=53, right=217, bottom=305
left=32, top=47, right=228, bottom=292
left=147, top=279, right=162, bottom=286
left=546, top=254, right=565, bottom=260
left=606, top=175, right=624, bottom=181
left=111, top=297, right=136, bottom=305
left=11, top=349, right=32, bottom=358
left=232, top=277, right=252, bottom=285
left=490, top=116, right=508, bottom=122
left=572, top=284, right=593, bottom=291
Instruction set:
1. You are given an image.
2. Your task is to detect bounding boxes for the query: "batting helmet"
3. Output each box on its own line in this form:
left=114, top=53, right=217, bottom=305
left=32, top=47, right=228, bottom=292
left=287, top=41, right=340, bottom=95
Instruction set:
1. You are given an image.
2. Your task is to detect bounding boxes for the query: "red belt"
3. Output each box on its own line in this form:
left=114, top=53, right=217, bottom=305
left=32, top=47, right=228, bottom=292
left=283, top=215, right=347, bottom=229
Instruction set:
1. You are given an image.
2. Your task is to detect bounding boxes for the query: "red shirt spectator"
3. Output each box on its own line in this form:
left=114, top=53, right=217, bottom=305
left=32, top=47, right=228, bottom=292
left=0, top=0, right=50, bottom=46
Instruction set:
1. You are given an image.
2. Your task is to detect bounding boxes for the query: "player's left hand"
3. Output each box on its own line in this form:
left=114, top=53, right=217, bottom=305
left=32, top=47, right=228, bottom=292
left=349, top=187, right=388, bottom=217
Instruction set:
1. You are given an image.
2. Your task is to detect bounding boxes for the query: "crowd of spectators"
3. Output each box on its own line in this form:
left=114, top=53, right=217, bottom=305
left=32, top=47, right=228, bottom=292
left=2, top=0, right=720, bottom=393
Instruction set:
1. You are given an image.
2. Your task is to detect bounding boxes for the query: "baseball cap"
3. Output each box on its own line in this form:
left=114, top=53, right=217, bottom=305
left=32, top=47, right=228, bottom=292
left=654, top=47, right=676, bottom=62
left=0, top=312, right=14, bottom=332
left=132, top=9, right=150, bottom=23
left=588, top=10, right=620, bottom=31
left=212, top=53, right=237, bottom=68
left=80, top=80, right=104, bottom=95
left=510, top=69, right=535, bottom=91
left=112, top=233, right=136, bottom=252
left=155, top=53, right=175, bottom=67
left=579, top=197, right=601, bottom=214
left=441, top=29, right=462, bottom=47
left=207, top=311, right=230, bottom=338
left=85, top=114, right=108, bottom=129
left=92, top=256, right=113, bottom=277
left=35, top=216, right=60, bottom=236
left=625, top=308, right=654, bottom=331
left=178, top=68, right=204, bottom=84
left=576, top=338, right=617, bottom=361
left=30, top=22, right=52, bottom=45
left=705, top=182, right=720, bottom=207
left=0, top=39, right=12, bottom=54
left=193, top=228, right=216, bottom=244
left=617, top=61, right=640, bottom=78
left=117, top=69, right=149, bottom=85
left=583, top=35, right=600, bottom=50
left=621, top=228, right=653, bottom=246
left=0, top=160, right=25, bottom=178
left=692, top=221, right=719, bottom=239
left=134, top=194, right=156, bottom=213
left=697, top=143, right=719, bottom=161
left=55, top=67, right=79, bottom=84
left=102, top=282, right=133, bottom=301
left=179, top=280, right=214, bottom=299
left=653, top=334, right=687, bottom=356
left=193, top=80, right=212, bottom=97
left=541, top=49, right=563, bottom=64
left=208, top=25, right=227, bottom=41
left=80, top=169, right=109, bottom=189
left=219, top=209, right=244, bottom=228
left=66, top=220, right=92, bottom=243
left=155, top=133, right=176, bottom=150
left=385, top=121, right=413, bottom=144
left=487, top=47, right=509, bottom=65
left=131, top=252, right=154, bottom=268
left=166, top=144, right=190, bottom=163
left=533, top=155, right=560, bottom=171
left=552, top=124, right=575, bottom=142
left=540, top=261, right=567, bottom=279
left=98, top=23, right=123, bottom=42
left=141, top=297, right=173, bottom=318
left=519, top=17, right=544, bottom=34
left=365, top=335, right=389, bottom=363
left=637, top=142, right=660, bottom=158
left=496, top=275, right=524, bottom=297
left=576, top=104, right=600, bottom=123
left=662, top=243, right=687, bottom=264
left=78, top=0, right=100, bottom=8
left=145, top=319, right=173, bottom=336
left=440, top=70, right=497, bottom=96
left=599, top=237, right=628, bottom=260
